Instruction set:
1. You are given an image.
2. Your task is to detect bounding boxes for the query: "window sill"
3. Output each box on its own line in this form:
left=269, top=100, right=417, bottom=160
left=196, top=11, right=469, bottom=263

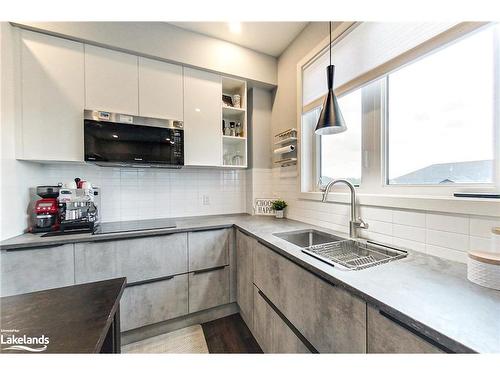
left=299, top=191, right=500, bottom=217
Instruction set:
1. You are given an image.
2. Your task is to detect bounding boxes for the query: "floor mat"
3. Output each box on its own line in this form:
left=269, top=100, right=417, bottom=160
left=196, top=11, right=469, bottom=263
left=122, top=325, right=209, bottom=354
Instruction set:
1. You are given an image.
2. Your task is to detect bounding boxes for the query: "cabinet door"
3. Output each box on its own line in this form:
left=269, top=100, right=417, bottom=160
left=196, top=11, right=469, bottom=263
left=188, top=229, right=229, bottom=272
left=0, top=245, right=75, bottom=297
left=20, top=30, right=85, bottom=161
left=84, top=45, right=138, bottom=115
left=74, top=233, right=188, bottom=284
left=138, top=57, right=183, bottom=120
left=253, top=286, right=310, bottom=354
left=236, top=230, right=254, bottom=328
left=183, top=67, right=222, bottom=166
left=367, top=305, right=444, bottom=353
left=253, top=241, right=366, bottom=353
left=188, top=266, right=230, bottom=313
left=120, top=274, right=188, bottom=332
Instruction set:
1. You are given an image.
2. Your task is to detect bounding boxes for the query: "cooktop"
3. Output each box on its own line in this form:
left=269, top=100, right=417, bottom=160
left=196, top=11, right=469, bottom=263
left=94, top=218, right=177, bottom=235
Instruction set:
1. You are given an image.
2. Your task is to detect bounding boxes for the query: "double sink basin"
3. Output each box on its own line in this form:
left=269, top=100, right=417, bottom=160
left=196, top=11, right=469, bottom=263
left=273, top=229, right=407, bottom=271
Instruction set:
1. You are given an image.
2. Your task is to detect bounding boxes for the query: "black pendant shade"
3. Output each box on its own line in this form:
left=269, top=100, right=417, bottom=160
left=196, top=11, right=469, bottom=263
left=315, top=23, right=347, bottom=136
left=315, top=65, right=346, bottom=135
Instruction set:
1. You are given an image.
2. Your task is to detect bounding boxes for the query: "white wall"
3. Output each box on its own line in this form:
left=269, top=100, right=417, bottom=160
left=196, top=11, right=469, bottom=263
left=12, top=22, right=277, bottom=86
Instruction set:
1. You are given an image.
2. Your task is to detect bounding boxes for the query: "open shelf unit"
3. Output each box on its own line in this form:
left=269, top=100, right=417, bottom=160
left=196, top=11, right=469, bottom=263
left=221, top=76, right=247, bottom=168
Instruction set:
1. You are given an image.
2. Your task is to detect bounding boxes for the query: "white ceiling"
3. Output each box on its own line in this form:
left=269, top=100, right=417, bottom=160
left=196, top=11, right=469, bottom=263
left=168, top=22, right=308, bottom=57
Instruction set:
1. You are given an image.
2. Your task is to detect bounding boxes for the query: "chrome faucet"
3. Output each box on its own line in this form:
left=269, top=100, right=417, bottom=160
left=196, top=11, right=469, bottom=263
left=321, top=179, right=369, bottom=238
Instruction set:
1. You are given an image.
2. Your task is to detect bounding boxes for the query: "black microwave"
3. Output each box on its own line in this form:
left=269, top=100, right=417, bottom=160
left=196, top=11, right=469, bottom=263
left=84, top=110, right=184, bottom=168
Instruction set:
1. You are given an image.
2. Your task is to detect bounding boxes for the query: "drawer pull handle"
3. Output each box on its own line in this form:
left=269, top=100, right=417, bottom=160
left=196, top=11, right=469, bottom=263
left=378, top=310, right=453, bottom=353
left=192, top=265, right=227, bottom=275
left=126, top=275, right=174, bottom=287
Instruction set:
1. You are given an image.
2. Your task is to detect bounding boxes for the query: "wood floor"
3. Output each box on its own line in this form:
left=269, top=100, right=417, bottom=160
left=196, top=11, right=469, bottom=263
left=201, top=313, right=263, bottom=353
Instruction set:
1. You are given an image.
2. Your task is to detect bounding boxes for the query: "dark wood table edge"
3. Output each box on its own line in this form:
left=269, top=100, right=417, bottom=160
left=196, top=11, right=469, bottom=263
left=95, top=277, right=126, bottom=354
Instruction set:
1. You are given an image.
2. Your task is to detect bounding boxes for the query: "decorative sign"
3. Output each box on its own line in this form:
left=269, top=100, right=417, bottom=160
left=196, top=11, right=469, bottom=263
left=254, top=198, right=275, bottom=216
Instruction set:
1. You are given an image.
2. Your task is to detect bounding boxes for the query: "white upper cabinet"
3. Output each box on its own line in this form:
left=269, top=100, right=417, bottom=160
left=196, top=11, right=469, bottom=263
left=183, top=67, right=222, bottom=167
left=138, top=57, right=183, bottom=120
left=19, top=30, right=85, bottom=162
left=84, top=45, right=138, bottom=115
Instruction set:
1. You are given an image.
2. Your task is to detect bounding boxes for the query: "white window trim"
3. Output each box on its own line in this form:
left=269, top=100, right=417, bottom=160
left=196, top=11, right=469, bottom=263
left=296, top=22, right=500, bottom=218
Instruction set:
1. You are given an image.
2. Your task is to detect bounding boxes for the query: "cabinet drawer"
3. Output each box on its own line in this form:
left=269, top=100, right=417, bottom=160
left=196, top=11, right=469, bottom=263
left=120, top=274, right=188, bottom=332
left=188, top=266, right=230, bottom=313
left=0, top=245, right=75, bottom=297
left=74, top=233, right=188, bottom=284
left=367, top=305, right=444, bottom=353
left=253, top=286, right=310, bottom=354
left=188, top=229, right=229, bottom=272
left=253, top=241, right=366, bottom=353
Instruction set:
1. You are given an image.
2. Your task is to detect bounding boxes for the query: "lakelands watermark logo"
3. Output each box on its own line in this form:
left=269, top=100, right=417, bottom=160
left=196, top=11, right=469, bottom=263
left=1, top=329, right=49, bottom=352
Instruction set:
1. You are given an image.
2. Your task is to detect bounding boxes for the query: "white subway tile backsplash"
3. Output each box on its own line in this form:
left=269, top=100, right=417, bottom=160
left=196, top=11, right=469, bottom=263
left=361, top=231, right=393, bottom=245
left=392, top=237, right=426, bottom=253
left=393, top=209, right=426, bottom=228
left=393, top=224, right=426, bottom=243
left=39, top=165, right=247, bottom=222
left=426, top=244, right=468, bottom=263
left=426, top=213, right=469, bottom=234
left=359, top=206, right=393, bottom=223
left=470, top=217, right=500, bottom=238
left=426, top=229, right=469, bottom=252
left=366, top=220, right=393, bottom=236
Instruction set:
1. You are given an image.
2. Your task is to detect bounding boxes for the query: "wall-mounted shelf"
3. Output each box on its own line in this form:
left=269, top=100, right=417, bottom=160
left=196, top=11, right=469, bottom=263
left=274, top=136, right=297, bottom=146
left=274, top=158, right=297, bottom=167
left=273, top=128, right=297, bottom=168
left=222, top=106, right=246, bottom=116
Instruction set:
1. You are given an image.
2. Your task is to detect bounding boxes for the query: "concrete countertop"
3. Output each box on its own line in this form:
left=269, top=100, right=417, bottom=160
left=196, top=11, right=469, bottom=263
left=2, top=213, right=500, bottom=353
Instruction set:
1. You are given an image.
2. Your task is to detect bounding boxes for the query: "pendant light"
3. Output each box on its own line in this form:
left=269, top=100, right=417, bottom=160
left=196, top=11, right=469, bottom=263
left=314, top=22, right=347, bottom=135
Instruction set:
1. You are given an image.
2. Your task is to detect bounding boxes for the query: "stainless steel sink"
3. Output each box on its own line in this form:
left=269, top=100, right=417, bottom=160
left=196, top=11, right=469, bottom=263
left=273, top=229, right=345, bottom=248
left=273, top=230, right=407, bottom=270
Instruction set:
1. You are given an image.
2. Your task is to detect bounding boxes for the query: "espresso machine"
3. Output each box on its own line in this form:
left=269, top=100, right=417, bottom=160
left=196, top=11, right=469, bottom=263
left=58, top=182, right=100, bottom=233
left=30, top=185, right=62, bottom=233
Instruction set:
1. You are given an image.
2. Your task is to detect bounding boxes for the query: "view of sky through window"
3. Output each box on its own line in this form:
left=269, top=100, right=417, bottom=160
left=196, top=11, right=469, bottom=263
left=387, top=25, right=496, bottom=185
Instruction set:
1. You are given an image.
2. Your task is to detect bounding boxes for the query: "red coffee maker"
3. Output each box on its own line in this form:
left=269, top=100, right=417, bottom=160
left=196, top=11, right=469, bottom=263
left=30, top=186, right=61, bottom=233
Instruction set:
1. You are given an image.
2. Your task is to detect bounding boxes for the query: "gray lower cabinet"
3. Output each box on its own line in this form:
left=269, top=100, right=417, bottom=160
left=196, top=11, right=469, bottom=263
left=367, top=305, right=443, bottom=353
left=236, top=230, right=254, bottom=329
left=253, top=286, right=310, bottom=353
left=74, top=233, right=188, bottom=284
left=188, top=229, right=230, bottom=271
left=0, top=244, right=75, bottom=297
left=188, top=266, right=230, bottom=313
left=253, top=241, right=366, bottom=353
left=120, top=274, right=188, bottom=332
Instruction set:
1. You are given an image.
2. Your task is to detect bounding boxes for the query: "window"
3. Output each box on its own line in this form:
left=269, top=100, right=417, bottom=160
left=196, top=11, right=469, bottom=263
left=300, top=22, right=498, bottom=197
left=320, top=87, right=362, bottom=185
left=387, top=26, right=496, bottom=185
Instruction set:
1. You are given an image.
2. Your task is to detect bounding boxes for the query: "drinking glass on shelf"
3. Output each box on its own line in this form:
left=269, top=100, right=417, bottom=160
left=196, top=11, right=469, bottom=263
left=232, top=151, right=243, bottom=166
left=224, top=151, right=232, bottom=166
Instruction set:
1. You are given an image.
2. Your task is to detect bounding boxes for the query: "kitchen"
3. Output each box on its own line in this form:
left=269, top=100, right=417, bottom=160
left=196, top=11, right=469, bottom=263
left=1, top=1, right=500, bottom=373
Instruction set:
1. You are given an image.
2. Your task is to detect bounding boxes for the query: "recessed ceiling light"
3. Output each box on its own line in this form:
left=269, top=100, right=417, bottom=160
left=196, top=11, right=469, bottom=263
left=228, top=22, right=241, bottom=34
left=112, top=134, right=118, bottom=138
left=195, top=108, right=201, bottom=112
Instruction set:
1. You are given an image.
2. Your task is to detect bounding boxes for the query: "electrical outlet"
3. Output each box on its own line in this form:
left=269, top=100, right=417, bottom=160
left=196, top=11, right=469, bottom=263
left=202, top=195, right=210, bottom=205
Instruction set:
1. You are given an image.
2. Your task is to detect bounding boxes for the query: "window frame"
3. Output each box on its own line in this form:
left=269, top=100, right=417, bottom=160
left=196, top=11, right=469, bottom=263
left=297, top=22, right=500, bottom=216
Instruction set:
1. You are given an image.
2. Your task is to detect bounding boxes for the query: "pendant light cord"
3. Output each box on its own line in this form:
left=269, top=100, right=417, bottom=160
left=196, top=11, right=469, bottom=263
left=329, top=21, right=332, bottom=66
